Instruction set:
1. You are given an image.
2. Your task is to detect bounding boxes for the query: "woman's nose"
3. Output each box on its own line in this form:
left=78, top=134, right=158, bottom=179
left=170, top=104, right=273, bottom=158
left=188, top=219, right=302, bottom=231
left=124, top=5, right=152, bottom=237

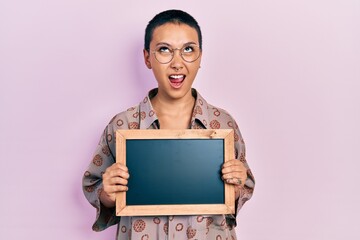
left=170, top=49, right=184, bottom=69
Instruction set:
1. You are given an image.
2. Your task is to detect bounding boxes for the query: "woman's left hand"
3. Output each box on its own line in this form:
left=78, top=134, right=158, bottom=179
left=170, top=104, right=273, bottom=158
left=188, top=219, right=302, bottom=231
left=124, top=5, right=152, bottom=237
left=222, top=159, right=247, bottom=187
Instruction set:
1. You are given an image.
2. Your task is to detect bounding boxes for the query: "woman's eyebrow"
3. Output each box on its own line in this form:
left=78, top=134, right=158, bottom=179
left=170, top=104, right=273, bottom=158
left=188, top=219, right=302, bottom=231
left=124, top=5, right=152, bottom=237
left=184, top=41, right=197, bottom=45
left=155, top=42, right=197, bottom=47
left=155, top=42, right=171, bottom=47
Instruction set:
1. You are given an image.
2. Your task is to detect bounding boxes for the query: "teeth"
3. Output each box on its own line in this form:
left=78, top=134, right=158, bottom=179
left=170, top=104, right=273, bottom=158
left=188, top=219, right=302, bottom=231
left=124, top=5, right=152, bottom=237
left=169, top=75, right=184, bottom=79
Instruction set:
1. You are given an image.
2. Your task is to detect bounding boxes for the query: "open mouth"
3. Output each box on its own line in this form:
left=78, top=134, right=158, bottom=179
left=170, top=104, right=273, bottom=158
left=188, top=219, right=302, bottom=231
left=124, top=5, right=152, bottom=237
left=169, top=74, right=185, bottom=89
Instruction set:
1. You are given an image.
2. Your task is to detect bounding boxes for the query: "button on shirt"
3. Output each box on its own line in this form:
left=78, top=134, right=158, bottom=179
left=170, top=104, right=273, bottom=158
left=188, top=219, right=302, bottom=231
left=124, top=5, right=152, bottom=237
left=83, top=88, right=255, bottom=240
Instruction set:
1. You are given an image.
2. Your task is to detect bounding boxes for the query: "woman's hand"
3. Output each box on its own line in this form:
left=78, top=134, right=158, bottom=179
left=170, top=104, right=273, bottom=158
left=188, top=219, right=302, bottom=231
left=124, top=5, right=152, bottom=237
left=100, top=163, right=130, bottom=208
left=222, top=159, right=247, bottom=199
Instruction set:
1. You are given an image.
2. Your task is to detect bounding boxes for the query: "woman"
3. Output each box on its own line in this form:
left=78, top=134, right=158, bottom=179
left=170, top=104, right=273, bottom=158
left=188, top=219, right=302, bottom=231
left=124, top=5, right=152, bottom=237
left=83, top=9, right=255, bottom=239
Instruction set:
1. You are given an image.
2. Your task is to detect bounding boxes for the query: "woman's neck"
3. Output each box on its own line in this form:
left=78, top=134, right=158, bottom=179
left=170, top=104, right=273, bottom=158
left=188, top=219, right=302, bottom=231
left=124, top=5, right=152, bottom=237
left=151, top=90, right=195, bottom=129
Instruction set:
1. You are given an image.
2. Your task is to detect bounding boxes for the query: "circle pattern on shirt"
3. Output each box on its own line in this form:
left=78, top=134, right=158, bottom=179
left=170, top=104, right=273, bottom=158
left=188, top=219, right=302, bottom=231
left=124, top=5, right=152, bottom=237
left=176, top=223, right=183, bottom=231
left=92, top=154, right=103, bottom=166
left=97, top=188, right=102, bottom=196
left=129, top=122, right=139, bottom=129
left=133, top=219, right=146, bottom=232
left=149, top=110, right=155, bottom=117
left=214, top=109, right=220, bottom=117
left=216, top=235, right=222, bottom=240
left=153, top=217, right=161, bottom=224
left=116, top=119, right=124, bottom=127
left=84, top=171, right=90, bottom=177
left=187, top=226, right=197, bottom=239
left=210, top=120, right=220, bottom=129
left=140, top=111, right=146, bottom=120
left=141, top=234, right=149, bottom=240
left=163, top=222, right=168, bottom=235
left=206, top=217, right=214, bottom=227
left=234, top=132, right=239, bottom=142
left=193, top=105, right=203, bottom=116
left=84, top=186, right=94, bottom=193
left=107, top=134, right=112, bottom=142
left=197, top=216, right=204, bottom=223
left=102, top=146, right=111, bottom=156
left=240, top=152, right=245, bottom=162
left=121, top=225, right=127, bottom=233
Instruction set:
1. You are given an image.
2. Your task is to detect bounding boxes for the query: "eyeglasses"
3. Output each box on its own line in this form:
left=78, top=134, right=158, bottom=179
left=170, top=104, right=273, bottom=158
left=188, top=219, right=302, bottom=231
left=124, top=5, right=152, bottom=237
left=150, top=44, right=201, bottom=64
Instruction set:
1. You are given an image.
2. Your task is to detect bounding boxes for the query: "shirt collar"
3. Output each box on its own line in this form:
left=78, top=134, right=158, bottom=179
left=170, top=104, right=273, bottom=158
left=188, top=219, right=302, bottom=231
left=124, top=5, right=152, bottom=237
left=190, top=89, right=210, bottom=129
left=138, top=88, right=210, bottom=130
left=138, top=88, right=159, bottom=129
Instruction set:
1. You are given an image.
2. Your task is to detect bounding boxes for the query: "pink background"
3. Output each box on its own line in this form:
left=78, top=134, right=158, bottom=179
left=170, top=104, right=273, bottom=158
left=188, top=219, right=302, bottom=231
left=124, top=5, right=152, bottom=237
left=1, top=0, right=359, bottom=239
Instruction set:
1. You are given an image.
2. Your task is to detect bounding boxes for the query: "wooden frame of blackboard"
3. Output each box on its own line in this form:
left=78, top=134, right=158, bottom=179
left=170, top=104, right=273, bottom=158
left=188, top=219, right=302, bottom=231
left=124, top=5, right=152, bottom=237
left=115, top=129, right=235, bottom=216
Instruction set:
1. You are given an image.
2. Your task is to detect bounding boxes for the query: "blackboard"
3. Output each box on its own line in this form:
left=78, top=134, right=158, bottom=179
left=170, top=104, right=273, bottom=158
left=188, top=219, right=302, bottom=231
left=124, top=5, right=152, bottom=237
left=126, top=139, right=224, bottom=205
left=115, top=129, right=235, bottom=216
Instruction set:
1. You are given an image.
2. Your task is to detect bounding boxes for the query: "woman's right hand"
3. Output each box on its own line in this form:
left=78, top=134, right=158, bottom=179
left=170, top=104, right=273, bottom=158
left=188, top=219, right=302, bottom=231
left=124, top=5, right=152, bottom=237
left=100, top=163, right=130, bottom=208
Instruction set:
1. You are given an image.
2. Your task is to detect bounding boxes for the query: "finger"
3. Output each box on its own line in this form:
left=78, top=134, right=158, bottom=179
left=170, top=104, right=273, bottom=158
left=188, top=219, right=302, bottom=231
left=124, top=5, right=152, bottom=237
left=222, top=166, right=245, bottom=175
left=119, top=170, right=130, bottom=179
left=109, top=169, right=130, bottom=179
left=222, top=159, right=243, bottom=168
left=107, top=163, right=129, bottom=172
left=114, top=163, right=129, bottom=172
left=222, top=160, right=246, bottom=173
left=225, top=177, right=244, bottom=186
left=103, top=174, right=129, bottom=187
left=222, top=164, right=246, bottom=175
left=104, top=184, right=128, bottom=194
left=222, top=170, right=247, bottom=185
left=104, top=168, right=130, bottom=180
left=112, top=185, right=128, bottom=192
left=109, top=177, right=128, bottom=186
left=222, top=172, right=244, bottom=180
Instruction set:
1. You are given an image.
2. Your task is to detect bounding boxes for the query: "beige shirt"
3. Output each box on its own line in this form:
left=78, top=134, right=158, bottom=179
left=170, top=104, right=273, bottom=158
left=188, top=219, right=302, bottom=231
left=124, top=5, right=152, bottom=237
left=83, top=89, right=255, bottom=240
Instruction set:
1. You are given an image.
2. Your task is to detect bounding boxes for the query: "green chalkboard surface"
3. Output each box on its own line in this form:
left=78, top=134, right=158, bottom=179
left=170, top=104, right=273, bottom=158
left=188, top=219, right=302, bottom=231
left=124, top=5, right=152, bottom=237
left=126, top=139, right=224, bottom=205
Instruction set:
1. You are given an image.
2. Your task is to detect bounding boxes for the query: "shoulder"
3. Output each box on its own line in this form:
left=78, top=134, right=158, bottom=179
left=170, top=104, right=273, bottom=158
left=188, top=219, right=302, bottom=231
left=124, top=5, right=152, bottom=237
left=206, top=102, right=238, bottom=129
left=194, top=89, right=237, bottom=129
left=106, top=104, right=141, bottom=130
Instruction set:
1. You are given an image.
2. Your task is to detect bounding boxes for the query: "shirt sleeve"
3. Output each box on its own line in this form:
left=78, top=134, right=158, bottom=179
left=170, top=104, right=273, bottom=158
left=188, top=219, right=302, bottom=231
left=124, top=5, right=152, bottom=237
left=226, top=117, right=255, bottom=228
left=234, top=121, right=255, bottom=207
left=82, top=125, right=120, bottom=231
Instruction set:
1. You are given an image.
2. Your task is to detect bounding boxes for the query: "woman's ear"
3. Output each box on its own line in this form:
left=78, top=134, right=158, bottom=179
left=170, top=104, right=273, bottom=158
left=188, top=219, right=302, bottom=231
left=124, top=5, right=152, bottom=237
left=143, top=49, right=152, bottom=69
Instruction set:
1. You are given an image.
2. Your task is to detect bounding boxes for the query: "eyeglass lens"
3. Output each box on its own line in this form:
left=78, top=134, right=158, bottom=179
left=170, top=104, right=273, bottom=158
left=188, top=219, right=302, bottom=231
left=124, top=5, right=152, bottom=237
left=154, top=45, right=200, bottom=64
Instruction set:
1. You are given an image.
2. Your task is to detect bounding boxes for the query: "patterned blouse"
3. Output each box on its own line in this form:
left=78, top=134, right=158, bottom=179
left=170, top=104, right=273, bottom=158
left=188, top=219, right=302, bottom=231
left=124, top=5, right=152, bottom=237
left=82, top=88, right=255, bottom=240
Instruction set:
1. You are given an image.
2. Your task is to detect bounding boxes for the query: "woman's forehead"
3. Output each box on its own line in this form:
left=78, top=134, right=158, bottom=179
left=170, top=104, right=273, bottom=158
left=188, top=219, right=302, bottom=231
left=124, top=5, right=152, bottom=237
left=151, top=23, right=199, bottom=47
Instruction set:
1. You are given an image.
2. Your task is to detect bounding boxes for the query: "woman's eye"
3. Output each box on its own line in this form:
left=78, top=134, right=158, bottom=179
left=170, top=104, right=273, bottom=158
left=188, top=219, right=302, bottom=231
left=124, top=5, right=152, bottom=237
left=183, top=46, right=194, bottom=53
left=158, top=47, right=170, bottom=53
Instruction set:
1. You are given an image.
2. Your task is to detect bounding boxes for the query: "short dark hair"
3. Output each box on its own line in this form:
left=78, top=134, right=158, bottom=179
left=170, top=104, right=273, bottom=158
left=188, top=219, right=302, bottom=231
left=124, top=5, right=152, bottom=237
left=144, top=9, right=202, bottom=51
